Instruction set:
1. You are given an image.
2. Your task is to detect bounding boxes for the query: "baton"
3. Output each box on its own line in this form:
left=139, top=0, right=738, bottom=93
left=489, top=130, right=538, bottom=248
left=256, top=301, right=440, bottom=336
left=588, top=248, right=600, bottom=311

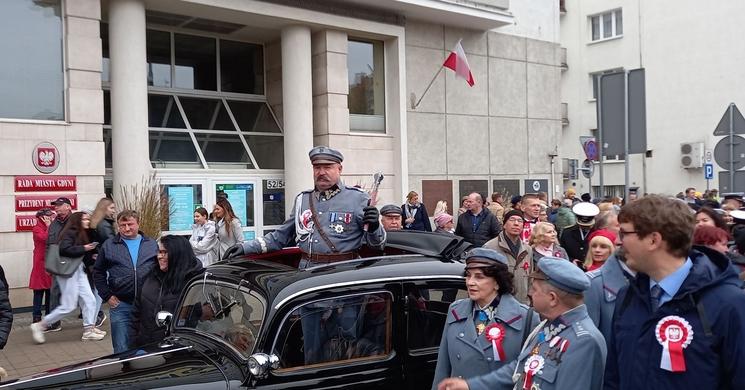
left=363, top=172, right=384, bottom=232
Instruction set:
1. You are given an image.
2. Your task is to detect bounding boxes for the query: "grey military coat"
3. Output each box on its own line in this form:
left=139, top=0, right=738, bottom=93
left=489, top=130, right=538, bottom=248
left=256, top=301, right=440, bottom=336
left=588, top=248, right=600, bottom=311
left=241, top=183, right=385, bottom=255
left=585, top=253, right=633, bottom=342
left=431, top=294, right=538, bottom=390
left=483, top=304, right=607, bottom=390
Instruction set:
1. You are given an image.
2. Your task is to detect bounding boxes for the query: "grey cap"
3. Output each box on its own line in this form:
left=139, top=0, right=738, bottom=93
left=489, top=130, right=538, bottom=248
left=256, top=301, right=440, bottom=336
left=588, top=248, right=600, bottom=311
left=465, top=248, right=508, bottom=268
left=308, top=145, right=343, bottom=165
left=532, top=257, right=590, bottom=294
left=380, top=204, right=402, bottom=216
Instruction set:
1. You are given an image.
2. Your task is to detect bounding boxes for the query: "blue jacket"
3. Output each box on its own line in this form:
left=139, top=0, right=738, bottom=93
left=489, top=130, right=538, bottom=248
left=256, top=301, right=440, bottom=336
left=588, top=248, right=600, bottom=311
left=585, top=253, right=634, bottom=342
left=93, top=233, right=158, bottom=304
left=604, top=247, right=745, bottom=390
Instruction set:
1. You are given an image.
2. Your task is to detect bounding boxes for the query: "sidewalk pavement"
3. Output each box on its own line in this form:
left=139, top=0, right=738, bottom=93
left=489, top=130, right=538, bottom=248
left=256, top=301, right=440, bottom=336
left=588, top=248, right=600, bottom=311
left=0, top=310, right=113, bottom=380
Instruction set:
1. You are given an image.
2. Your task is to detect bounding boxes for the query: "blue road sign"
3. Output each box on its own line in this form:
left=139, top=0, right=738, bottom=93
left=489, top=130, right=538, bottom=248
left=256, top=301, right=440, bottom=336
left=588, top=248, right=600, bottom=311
left=704, top=163, right=714, bottom=180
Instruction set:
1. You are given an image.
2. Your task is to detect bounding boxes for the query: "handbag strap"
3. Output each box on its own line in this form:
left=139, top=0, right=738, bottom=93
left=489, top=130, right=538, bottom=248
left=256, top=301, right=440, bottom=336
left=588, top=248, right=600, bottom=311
left=308, top=192, right=339, bottom=253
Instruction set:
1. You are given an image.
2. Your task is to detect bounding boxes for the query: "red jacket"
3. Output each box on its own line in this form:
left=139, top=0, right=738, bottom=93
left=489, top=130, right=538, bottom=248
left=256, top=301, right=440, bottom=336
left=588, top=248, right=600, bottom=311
left=29, top=220, right=52, bottom=290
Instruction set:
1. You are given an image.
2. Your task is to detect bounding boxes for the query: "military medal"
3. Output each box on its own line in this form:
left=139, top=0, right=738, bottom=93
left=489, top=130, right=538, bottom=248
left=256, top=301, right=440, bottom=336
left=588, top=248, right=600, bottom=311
left=522, top=355, right=545, bottom=390
left=476, top=323, right=486, bottom=335
left=484, top=323, right=506, bottom=361
left=330, top=223, right=345, bottom=233
left=655, top=315, right=693, bottom=372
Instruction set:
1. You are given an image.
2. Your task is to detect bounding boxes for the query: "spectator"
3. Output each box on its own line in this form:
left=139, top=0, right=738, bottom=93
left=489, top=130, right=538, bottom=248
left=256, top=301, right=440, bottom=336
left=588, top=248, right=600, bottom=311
left=684, top=187, right=698, bottom=204
left=30, top=211, right=105, bottom=343
left=454, top=193, right=502, bottom=247
left=30, top=208, right=54, bottom=323
left=554, top=198, right=576, bottom=236
left=585, top=246, right=636, bottom=342
left=0, top=264, right=12, bottom=380
left=45, top=196, right=74, bottom=332
left=90, top=198, right=116, bottom=243
left=401, top=191, right=432, bottom=232
left=692, top=225, right=730, bottom=255
left=593, top=209, right=621, bottom=234
left=529, top=221, right=569, bottom=264
left=130, top=235, right=203, bottom=348
left=433, top=213, right=454, bottom=234
left=519, top=194, right=542, bottom=244
left=695, top=207, right=728, bottom=231
left=433, top=200, right=449, bottom=218
left=560, top=202, right=600, bottom=267
left=94, top=210, right=158, bottom=353
left=538, top=203, right=549, bottom=222
left=483, top=210, right=533, bottom=304
left=457, top=196, right=469, bottom=216
left=213, top=199, right=244, bottom=259
left=605, top=195, right=745, bottom=389
left=190, top=207, right=219, bottom=267
left=564, top=188, right=579, bottom=205
left=584, top=230, right=617, bottom=272
left=380, top=204, right=403, bottom=231
left=486, top=192, right=505, bottom=222
left=509, top=195, right=522, bottom=212
left=547, top=199, right=562, bottom=224
left=581, top=192, right=592, bottom=202
left=730, top=227, right=745, bottom=278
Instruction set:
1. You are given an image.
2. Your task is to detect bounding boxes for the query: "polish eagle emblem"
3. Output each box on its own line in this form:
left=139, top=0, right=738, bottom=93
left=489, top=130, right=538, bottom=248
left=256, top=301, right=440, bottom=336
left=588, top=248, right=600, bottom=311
left=38, top=150, right=55, bottom=166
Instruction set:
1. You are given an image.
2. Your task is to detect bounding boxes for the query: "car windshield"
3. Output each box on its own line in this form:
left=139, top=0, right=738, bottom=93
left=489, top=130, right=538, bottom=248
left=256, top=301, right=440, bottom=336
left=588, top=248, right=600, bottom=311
left=174, top=278, right=264, bottom=357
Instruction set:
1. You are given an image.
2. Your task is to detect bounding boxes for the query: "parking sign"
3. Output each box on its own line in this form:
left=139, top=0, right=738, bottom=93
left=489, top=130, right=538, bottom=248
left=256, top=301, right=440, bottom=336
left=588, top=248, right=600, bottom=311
left=704, top=163, right=714, bottom=180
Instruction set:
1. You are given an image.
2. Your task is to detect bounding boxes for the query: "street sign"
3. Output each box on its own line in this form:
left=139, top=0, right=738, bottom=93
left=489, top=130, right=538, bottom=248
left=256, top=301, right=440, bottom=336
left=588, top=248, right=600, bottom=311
left=598, top=69, right=647, bottom=156
left=713, top=104, right=745, bottom=135
left=523, top=179, right=548, bottom=193
left=580, top=136, right=599, bottom=161
left=581, top=159, right=594, bottom=179
left=704, top=163, right=714, bottom=180
left=713, top=135, right=745, bottom=170
left=719, top=171, right=745, bottom=193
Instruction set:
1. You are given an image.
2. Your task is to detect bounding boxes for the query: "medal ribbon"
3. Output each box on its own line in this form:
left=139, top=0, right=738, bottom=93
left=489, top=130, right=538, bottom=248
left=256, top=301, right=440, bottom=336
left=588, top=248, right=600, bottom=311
left=485, top=323, right=506, bottom=361
left=522, top=370, right=534, bottom=390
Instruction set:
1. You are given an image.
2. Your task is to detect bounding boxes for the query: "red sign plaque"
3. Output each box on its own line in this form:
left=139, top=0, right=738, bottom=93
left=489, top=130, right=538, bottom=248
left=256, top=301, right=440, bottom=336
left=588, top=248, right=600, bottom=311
left=33, top=142, right=59, bottom=174
left=16, top=215, right=38, bottom=232
left=15, top=194, right=77, bottom=212
left=14, top=176, right=76, bottom=192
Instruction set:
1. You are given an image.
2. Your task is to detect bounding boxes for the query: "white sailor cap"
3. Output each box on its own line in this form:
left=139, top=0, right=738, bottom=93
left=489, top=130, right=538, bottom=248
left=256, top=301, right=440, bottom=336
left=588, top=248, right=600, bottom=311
left=573, top=202, right=600, bottom=226
left=730, top=209, right=745, bottom=224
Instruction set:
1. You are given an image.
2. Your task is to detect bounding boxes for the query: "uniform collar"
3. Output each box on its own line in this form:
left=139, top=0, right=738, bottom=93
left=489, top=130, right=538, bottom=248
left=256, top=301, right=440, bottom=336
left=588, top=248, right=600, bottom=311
left=314, top=184, right=341, bottom=200
left=495, top=294, right=529, bottom=331
left=553, top=304, right=588, bottom=326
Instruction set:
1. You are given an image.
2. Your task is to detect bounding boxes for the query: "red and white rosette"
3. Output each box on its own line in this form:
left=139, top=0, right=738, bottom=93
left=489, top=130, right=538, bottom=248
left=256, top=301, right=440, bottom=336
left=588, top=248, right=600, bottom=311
left=485, top=323, right=506, bottom=361
left=522, top=355, right=544, bottom=390
left=655, top=315, right=693, bottom=372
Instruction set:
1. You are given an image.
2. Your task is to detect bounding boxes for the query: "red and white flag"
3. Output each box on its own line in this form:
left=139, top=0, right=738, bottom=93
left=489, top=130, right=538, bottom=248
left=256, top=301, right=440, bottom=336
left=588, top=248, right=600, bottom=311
left=443, top=39, right=475, bottom=87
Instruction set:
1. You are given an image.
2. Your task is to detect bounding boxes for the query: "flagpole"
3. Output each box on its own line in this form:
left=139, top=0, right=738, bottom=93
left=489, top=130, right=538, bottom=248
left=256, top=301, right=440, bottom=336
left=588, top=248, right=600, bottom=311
left=412, top=66, right=444, bottom=109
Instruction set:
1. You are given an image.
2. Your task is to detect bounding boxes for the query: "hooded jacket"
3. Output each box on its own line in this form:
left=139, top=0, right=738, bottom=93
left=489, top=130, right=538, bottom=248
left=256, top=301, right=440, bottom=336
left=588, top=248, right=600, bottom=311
left=604, top=246, right=745, bottom=390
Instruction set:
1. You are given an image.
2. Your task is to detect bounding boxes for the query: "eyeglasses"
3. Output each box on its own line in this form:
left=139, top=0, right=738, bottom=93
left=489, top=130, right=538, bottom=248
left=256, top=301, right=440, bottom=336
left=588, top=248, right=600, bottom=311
left=618, top=230, right=639, bottom=240
left=506, top=217, right=525, bottom=224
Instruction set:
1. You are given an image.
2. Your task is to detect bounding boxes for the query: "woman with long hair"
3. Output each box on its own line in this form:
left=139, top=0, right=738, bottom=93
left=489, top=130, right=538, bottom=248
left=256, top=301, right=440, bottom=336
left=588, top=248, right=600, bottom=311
left=90, top=198, right=116, bottom=243
left=695, top=207, right=728, bottom=231
left=433, top=200, right=448, bottom=218
left=401, top=191, right=432, bottom=232
left=584, top=229, right=617, bottom=272
left=213, top=199, right=244, bottom=259
left=529, top=221, right=569, bottom=264
left=130, top=235, right=203, bottom=347
left=30, top=211, right=105, bottom=343
left=190, top=207, right=219, bottom=267
left=29, top=208, right=54, bottom=323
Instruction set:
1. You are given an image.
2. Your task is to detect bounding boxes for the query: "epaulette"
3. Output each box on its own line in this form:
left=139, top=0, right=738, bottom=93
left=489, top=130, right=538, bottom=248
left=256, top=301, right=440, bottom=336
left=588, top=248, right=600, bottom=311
left=301, top=188, right=314, bottom=194
left=586, top=269, right=602, bottom=279
left=573, top=321, right=591, bottom=338
left=345, top=185, right=366, bottom=193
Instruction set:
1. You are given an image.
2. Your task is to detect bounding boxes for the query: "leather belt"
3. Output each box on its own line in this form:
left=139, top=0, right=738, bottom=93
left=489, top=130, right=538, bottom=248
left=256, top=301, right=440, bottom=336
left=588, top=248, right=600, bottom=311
left=301, top=251, right=359, bottom=263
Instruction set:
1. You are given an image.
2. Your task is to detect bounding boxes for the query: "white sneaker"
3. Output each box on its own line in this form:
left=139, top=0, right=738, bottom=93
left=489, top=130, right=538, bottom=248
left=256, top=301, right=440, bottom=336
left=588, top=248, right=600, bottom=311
left=30, top=322, right=46, bottom=344
left=81, top=330, right=105, bottom=341
left=90, top=327, right=107, bottom=336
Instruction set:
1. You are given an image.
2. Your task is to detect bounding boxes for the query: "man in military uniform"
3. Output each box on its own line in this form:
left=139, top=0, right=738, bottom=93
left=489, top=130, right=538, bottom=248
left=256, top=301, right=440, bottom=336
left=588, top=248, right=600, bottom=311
left=436, top=257, right=607, bottom=390
left=585, top=247, right=636, bottom=342
left=224, top=146, right=384, bottom=265
left=559, top=202, right=600, bottom=267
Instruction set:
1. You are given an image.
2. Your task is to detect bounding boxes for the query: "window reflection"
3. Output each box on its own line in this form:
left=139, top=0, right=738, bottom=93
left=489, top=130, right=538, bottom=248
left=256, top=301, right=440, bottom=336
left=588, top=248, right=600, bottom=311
left=147, top=30, right=172, bottom=87
left=175, top=34, right=217, bottom=90
left=194, top=133, right=250, bottom=165
left=149, top=131, right=200, bottom=165
left=228, top=101, right=281, bottom=133
left=347, top=39, right=385, bottom=132
left=221, top=39, right=264, bottom=94
left=179, top=97, right=235, bottom=131
left=245, top=135, right=284, bottom=169
left=148, top=95, right=186, bottom=128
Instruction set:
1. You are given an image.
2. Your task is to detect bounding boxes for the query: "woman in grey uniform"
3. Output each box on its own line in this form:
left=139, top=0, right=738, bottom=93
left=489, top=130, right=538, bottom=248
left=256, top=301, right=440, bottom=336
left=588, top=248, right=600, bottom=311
left=432, top=248, right=538, bottom=390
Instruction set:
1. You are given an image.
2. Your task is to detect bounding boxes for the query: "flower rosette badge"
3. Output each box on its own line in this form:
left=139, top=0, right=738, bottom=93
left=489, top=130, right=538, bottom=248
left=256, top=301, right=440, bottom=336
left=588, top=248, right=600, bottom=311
left=522, top=355, right=545, bottom=390
left=484, top=323, right=506, bottom=361
left=655, top=315, right=693, bottom=372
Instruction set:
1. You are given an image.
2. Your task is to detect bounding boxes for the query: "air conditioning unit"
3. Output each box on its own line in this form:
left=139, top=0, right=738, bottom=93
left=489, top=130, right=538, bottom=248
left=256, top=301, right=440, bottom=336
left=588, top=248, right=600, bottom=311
left=680, top=142, right=704, bottom=169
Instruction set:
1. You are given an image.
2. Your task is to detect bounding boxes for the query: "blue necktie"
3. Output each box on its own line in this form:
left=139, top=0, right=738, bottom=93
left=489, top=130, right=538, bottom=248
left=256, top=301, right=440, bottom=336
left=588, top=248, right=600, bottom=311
left=650, top=284, right=663, bottom=310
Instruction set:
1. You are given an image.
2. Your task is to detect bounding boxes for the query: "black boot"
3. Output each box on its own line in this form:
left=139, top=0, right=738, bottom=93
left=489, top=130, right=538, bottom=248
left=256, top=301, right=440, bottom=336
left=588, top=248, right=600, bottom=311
left=32, top=315, right=41, bottom=323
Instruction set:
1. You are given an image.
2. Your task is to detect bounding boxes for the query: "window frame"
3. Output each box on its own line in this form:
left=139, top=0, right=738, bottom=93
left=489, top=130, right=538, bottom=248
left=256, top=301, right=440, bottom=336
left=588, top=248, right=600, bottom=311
left=347, top=37, right=387, bottom=134
left=588, top=9, right=623, bottom=43
left=589, top=68, right=624, bottom=101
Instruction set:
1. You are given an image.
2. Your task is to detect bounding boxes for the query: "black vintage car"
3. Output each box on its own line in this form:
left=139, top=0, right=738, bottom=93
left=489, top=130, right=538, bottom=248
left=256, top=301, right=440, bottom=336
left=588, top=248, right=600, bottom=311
left=1, top=231, right=473, bottom=389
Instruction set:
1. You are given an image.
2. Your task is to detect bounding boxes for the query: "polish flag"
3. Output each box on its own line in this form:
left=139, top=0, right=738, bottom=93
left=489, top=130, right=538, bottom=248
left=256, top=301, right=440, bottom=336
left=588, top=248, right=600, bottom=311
left=443, top=39, right=475, bottom=87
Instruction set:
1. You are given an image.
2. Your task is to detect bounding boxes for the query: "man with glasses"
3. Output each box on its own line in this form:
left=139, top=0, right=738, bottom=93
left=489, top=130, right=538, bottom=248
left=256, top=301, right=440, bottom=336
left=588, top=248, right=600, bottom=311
left=604, top=195, right=745, bottom=390
left=484, top=210, right=533, bottom=304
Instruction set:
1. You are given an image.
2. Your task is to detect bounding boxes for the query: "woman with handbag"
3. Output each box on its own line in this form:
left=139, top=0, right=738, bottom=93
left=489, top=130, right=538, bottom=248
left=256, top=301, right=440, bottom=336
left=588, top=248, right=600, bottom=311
left=30, top=211, right=106, bottom=343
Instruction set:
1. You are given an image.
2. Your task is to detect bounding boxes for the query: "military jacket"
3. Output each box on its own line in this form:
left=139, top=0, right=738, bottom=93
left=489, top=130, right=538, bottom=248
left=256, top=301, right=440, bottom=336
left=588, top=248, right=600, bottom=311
left=585, top=254, right=633, bottom=342
left=485, top=304, right=607, bottom=390
left=241, top=183, right=385, bottom=255
left=432, top=295, right=538, bottom=390
left=559, top=224, right=591, bottom=263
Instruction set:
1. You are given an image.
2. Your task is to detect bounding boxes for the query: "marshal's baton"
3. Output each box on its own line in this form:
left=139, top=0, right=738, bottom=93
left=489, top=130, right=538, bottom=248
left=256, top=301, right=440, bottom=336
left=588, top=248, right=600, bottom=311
left=363, top=172, right=384, bottom=232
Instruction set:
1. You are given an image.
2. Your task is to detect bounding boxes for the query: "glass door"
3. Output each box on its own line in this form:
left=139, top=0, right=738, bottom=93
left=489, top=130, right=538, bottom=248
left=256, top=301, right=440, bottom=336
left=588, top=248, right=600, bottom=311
left=160, top=180, right=206, bottom=236
left=213, top=181, right=259, bottom=240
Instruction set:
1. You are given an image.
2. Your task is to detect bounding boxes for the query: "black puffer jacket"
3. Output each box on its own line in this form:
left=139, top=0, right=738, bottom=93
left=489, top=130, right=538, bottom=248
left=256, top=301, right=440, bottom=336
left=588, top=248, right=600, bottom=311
left=0, top=265, right=12, bottom=349
left=129, top=260, right=204, bottom=348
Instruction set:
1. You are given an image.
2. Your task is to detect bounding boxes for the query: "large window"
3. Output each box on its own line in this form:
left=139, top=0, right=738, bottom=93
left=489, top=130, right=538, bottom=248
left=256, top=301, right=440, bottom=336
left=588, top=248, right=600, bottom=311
left=348, top=39, right=385, bottom=133
left=590, top=9, right=623, bottom=42
left=0, top=0, right=64, bottom=121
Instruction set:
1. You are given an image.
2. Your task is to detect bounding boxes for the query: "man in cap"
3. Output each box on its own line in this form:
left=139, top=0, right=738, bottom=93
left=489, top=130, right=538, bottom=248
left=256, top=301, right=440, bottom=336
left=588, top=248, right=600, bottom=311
left=224, top=146, right=384, bottom=266
left=380, top=204, right=403, bottom=231
left=559, top=202, right=600, bottom=267
left=436, top=257, right=606, bottom=390
left=44, top=197, right=74, bottom=332
left=605, top=195, right=745, bottom=390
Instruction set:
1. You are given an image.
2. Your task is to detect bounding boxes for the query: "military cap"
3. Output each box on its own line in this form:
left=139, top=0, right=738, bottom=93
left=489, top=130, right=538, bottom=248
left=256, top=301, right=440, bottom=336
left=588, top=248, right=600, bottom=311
left=730, top=209, right=745, bottom=224
left=532, top=257, right=590, bottom=294
left=629, top=186, right=639, bottom=194
left=723, top=193, right=745, bottom=204
left=465, top=248, right=508, bottom=268
left=308, top=145, right=343, bottom=165
left=380, top=204, right=402, bottom=216
left=572, top=202, right=600, bottom=226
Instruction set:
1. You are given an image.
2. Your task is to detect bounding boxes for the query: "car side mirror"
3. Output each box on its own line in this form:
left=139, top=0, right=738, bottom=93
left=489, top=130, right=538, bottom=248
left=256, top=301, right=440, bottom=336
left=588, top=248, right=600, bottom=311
left=248, top=353, right=279, bottom=378
left=156, top=311, right=173, bottom=328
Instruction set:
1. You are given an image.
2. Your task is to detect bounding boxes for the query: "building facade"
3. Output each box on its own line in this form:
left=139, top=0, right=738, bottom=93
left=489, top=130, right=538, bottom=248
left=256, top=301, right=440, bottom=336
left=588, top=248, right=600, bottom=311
left=560, top=0, right=745, bottom=197
left=0, top=0, right=560, bottom=305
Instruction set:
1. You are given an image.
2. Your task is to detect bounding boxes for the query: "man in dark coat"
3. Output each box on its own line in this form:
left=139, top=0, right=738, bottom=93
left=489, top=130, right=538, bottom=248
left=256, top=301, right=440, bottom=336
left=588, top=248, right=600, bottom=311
left=605, top=195, right=745, bottom=390
left=559, top=202, right=599, bottom=267
left=455, top=192, right=502, bottom=247
left=0, top=264, right=11, bottom=380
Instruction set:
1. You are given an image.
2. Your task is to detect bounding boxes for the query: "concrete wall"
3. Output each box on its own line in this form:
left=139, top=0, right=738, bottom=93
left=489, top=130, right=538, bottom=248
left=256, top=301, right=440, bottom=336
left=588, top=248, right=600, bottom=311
left=405, top=19, right=563, bottom=204
left=0, top=0, right=105, bottom=307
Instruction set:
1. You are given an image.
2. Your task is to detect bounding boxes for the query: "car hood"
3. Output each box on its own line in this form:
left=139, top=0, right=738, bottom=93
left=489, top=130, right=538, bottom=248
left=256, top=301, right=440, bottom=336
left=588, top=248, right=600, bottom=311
left=0, top=340, right=231, bottom=389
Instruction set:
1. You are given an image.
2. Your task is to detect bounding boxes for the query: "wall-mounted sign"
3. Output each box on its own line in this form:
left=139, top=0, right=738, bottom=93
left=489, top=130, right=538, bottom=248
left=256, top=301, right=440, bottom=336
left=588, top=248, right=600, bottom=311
left=32, top=142, right=60, bottom=174
left=16, top=215, right=38, bottom=232
left=15, top=176, right=76, bottom=192
left=15, top=194, right=77, bottom=212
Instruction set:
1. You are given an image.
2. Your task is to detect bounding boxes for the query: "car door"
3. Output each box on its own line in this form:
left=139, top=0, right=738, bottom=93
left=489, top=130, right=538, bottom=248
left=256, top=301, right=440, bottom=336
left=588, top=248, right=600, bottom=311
left=255, top=282, right=403, bottom=389
left=402, top=280, right=468, bottom=389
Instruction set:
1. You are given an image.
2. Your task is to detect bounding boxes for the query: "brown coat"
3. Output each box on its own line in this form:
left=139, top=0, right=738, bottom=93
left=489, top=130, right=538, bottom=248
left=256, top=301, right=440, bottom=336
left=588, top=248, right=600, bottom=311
left=483, top=232, right=533, bottom=304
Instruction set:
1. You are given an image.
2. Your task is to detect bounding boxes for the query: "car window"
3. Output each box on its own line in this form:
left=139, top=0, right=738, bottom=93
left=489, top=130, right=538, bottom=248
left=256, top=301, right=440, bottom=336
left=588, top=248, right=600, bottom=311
left=405, top=283, right=467, bottom=351
left=174, top=280, right=264, bottom=357
left=274, top=292, right=393, bottom=371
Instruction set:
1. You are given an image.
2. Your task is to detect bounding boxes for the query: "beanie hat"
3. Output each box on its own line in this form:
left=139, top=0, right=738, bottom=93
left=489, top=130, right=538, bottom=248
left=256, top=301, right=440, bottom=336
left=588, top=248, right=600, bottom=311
left=503, top=209, right=524, bottom=224
left=434, top=213, right=453, bottom=228
left=587, top=229, right=618, bottom=245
